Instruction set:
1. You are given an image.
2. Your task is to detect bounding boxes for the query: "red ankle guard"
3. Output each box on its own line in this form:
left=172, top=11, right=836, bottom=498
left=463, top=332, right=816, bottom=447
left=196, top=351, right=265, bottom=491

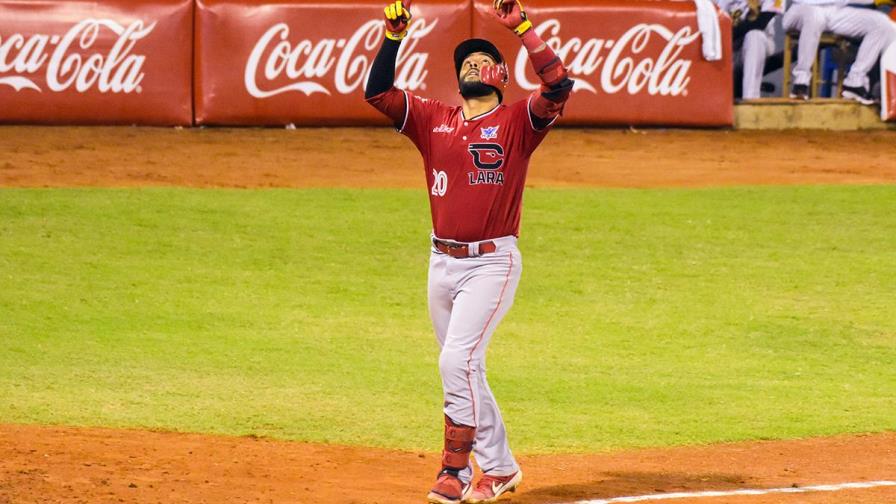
left=441, top=415, right=476, bottom=470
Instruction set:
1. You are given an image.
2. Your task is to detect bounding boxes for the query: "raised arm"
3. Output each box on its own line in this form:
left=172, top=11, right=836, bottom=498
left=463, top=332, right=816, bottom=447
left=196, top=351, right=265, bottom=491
left=365, top=39, right=402, bottom=99
left=492, top=0, right=574, bottom=129
left=365, top=0, right=413, bottom=124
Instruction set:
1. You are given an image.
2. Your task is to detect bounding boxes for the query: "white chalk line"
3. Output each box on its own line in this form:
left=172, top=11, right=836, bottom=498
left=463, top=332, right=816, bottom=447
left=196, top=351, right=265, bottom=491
left=564, top=480, right=896, bottom=504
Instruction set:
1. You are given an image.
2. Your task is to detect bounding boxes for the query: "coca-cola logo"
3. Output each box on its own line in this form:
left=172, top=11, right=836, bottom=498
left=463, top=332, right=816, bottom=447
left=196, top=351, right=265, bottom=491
left=0, top=19, right=155, bottom=94
left=245, top=18, right=436, bottom=98
left=516, top=20, right=700, bottom=97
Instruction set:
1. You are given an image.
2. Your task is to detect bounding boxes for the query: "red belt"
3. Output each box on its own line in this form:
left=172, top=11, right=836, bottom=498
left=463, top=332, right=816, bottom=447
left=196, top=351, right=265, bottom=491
left=433, top=239, right=497, bottom=258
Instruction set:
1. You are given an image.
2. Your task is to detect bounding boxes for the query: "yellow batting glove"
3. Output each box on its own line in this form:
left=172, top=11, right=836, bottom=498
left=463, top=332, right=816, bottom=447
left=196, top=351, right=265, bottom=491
left=384, top=0, right=413, bottom=41
left=494, top=0, right=532, bottom=36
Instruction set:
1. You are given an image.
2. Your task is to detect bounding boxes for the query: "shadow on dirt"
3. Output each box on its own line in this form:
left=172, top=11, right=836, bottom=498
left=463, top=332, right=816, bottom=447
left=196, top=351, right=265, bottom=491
left=515, top=471, right=749, bottom=503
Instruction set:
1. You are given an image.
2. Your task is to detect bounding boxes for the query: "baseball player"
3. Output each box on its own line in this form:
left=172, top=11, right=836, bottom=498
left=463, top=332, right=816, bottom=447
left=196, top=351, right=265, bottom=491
left=365, top=0, right=573, bottom=502
left=716, top=0, right=784, bottom=99
left=783, top=0, right=896, bottom=103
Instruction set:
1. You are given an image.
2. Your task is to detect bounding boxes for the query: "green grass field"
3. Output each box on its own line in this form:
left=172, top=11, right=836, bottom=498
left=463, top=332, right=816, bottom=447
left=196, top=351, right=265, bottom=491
left=1, top=186, right=894, bottom=453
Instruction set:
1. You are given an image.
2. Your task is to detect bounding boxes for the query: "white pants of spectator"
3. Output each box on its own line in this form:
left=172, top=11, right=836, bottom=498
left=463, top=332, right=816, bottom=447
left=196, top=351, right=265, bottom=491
left=737, top=23, right=777, bottom=99
left=783, top=4, right=896, bottom=88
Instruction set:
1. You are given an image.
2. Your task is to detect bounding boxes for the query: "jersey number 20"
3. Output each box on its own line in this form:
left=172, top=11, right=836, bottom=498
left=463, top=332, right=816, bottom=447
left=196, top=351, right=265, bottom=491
left=431, top=170, right=447, bottom=197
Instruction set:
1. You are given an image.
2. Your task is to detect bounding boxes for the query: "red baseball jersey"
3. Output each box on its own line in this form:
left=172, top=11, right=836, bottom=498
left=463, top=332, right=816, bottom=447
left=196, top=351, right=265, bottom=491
left=368, top=88, right=555, bottom=243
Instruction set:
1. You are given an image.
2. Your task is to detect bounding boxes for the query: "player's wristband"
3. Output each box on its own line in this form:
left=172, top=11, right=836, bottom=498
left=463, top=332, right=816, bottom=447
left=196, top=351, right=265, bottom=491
left=385, top=30, right=407, bottom=41
left=514, top=19, right=533, bottom=36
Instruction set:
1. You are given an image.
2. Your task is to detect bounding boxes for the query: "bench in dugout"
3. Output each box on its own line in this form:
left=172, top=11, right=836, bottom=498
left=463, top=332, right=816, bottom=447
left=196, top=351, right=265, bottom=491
left=782, top=30, right=859, bottom=99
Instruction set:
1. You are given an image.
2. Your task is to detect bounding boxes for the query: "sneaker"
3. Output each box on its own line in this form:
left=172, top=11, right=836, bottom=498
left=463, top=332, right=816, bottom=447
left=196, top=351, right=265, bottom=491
left=789, top=84, right=810, bottom=100
left=428, top=469, right=472, bottom=504
left=841, top=85, right=876, bottom=105
left=465, top=470, right=522, bottom=503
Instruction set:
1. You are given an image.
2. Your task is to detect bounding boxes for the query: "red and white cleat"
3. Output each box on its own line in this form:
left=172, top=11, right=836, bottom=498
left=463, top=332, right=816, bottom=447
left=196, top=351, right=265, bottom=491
left=428, top=470, right=473, bottom=504
left=465, top=470, right=522, bottom=503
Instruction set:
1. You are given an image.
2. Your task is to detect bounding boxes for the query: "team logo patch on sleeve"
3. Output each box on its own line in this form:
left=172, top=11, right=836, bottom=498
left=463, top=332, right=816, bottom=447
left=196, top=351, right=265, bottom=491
left=480, top=125, right=499, bottom=140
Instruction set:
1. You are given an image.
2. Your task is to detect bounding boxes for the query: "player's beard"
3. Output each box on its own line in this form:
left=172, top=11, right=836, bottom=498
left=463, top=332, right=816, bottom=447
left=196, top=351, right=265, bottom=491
left=459, top=79, right=496, bottom=99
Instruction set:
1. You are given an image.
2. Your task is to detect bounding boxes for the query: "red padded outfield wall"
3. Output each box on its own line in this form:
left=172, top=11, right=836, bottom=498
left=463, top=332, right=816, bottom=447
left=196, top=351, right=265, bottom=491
left=195, top=0, right=472, bottom=126
left=0, top=0, right=733, bottom=126
left=882, top=41, right=896, bottom=122
left=0, top=0, right=193, bottom=125
left=194, top=0, right=733, bottom=126
left=472, top=0, right=733, bottom=126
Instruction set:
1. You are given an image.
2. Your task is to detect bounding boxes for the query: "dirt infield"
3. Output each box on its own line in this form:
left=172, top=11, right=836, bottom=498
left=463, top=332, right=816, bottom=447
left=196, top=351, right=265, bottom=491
left=1, top=126, right=894, bottom=503
left=1, top=425, right=894, bottom=504
left=0, top=126, right=894, bottom=188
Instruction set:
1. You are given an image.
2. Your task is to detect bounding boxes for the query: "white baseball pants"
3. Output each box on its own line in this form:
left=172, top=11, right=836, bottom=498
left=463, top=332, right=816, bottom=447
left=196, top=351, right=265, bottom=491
left=428, top=235, right=522, bottom=481
left=783, top=4, right=896, bottom=87
left=738, top=24, right=777, bottom=99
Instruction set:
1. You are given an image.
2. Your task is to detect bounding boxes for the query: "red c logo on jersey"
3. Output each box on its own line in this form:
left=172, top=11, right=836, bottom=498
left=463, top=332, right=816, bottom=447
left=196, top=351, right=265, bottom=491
left=467, top=143, right=504, bottom=170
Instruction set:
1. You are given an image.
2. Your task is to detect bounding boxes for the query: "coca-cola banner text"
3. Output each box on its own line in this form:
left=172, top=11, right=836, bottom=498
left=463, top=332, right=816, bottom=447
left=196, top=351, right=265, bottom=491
left=195, top=0, right=471, bottom=126
left=0, top=0, right=193, bottom=125
left=473, top=0, right=733, bottom=126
